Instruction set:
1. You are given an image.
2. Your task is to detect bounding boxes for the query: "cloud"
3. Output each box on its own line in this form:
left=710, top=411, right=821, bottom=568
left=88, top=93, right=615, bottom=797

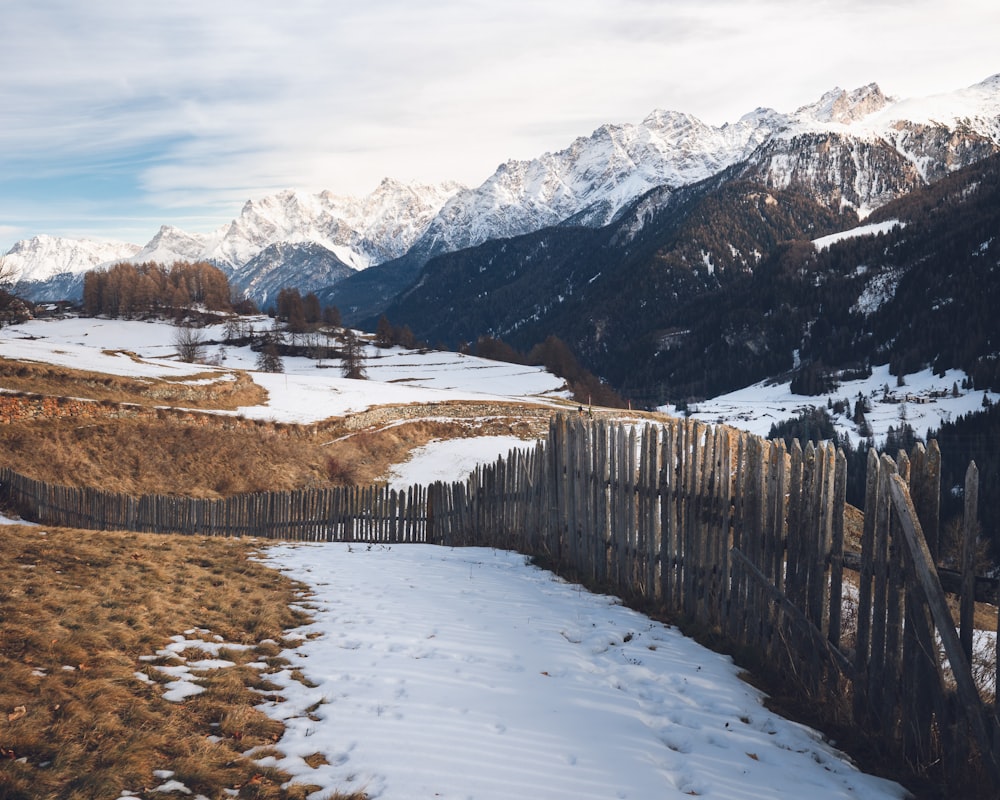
left=1, top=0, right=998, bottom=247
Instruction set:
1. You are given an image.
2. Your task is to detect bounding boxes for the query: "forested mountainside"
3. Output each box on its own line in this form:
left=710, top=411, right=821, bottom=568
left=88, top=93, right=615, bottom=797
left=370, top=169, right=853, bottom=402
left=376, top=154, right=1000, bottom=409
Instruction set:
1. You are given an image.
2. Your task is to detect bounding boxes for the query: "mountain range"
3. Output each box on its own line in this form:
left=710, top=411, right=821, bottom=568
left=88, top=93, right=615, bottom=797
left=7, top=74, right=999, bottom=315
left=6, top=73, right=1000, bottom=575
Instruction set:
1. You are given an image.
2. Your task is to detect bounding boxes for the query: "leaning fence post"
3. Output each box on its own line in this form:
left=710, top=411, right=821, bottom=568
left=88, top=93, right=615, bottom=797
left=960, top=461, right=979, bottom=662
left=889, top=474, right=1000, bottom=785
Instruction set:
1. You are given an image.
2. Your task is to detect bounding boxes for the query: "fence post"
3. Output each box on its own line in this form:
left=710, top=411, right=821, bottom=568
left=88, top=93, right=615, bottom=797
left=890, top=474, right=1000, bottom=784
left=854, top=448, right=879, bottom=724
left=960, top=461, right=980, bottom=661
left=829, top=447, right=847, bottom=650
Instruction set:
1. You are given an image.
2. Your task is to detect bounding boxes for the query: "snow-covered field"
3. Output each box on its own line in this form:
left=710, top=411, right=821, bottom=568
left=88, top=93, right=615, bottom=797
left=0, top=316, right=568, bottom=425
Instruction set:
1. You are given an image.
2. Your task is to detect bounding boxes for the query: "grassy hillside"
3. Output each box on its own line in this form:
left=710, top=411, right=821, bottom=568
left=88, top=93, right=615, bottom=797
left=0, top=353, right=547, bottom=497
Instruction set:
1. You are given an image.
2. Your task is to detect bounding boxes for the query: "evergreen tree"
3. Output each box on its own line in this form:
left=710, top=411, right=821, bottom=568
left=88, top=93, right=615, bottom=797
left=341, top=330, right=367, bottom=379
left=255, top=338, right=284, bottom=373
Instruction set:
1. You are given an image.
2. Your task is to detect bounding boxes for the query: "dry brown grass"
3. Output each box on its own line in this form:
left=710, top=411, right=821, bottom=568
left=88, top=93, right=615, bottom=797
left=0, top=356, right=267, bottom=410
left=0, top=348, right=554, bottom=498
left=320, top=417, right=536, bottom=486
left=0, top=524, right=364, bottom=800
left=0, top=415, right=537, bottom=497
left=0, top=417, right=334, bottom=496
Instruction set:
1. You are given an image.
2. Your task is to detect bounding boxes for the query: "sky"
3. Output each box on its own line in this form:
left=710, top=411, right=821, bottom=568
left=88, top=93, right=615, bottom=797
left=1, top=0, right=998, bottom=250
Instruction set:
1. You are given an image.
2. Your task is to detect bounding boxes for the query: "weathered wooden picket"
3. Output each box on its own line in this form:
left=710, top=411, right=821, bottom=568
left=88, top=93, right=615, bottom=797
left=2, top=411, right=998, bottom=789
left=0, top=468, right=429, bottom=543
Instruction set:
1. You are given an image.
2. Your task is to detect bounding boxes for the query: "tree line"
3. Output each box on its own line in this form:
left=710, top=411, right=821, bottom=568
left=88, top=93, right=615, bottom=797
left=82, top=261, right=242, bottom=318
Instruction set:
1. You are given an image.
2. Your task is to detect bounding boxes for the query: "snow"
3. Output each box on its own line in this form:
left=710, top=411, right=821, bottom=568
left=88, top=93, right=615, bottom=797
left=859, top=74, right=1000, bottom=132
left=128, top=544, right=908, bottom=800
left=662, top=364, right=998, bottom=446
left=385, top=436, right=533, bottom=489
left=3, top=234, right=140, bottom=283
left=701, top=249, right=715, bottom=274
left=852, top=267, right=903, bottom=316
left=974, top=630, right=998, bottom=696
left=812, top=219, right=903, bottom=251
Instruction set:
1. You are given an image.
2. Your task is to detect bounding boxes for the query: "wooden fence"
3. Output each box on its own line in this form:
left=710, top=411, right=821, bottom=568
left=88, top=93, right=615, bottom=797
left=0, top=468, right=429, bottom=543
left=426, top=414, right=1000, bottom=788
left=2, top=412, right=998, bottom=789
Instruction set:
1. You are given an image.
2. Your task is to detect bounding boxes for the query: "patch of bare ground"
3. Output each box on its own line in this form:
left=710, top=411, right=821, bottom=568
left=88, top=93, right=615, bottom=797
left=0, top=524, right=366, bottom=800
left=0, top=356, right=267, bottom=410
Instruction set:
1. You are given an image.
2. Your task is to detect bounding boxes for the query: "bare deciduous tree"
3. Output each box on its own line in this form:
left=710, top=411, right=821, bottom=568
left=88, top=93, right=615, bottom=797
left=0, top=257, right=31, bottom=327
left=174, top=323, right=205, bottom=363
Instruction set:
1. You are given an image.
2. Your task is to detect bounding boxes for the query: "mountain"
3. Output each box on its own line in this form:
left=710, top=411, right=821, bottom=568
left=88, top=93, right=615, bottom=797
left=326, top=75, right=1000, bottom=321
left=230, top=242, right=357, bottom=307
left=5, top=179, right=463, bottom=306
left=400, top=107, right=783, bottom=266
left=6, top=74, right=1000, bottom=314
left=374, top=167, right=858, bottom=395
left=6, top=235, right=142, bottom=302
left=378, top=151, right=1000, bottom=410
left=401, top=76, right=1000, bottom=263
left=131, top=179, right=465, bottom=277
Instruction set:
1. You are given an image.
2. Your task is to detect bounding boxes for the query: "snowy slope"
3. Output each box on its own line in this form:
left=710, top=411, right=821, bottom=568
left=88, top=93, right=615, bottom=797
left=0, top=316, right=569, bottom=423
left=247, top=544, right=908, bottom=800
left=664, top=363, right=999, bottom=447
left=812, top=219, right=904, bottom=250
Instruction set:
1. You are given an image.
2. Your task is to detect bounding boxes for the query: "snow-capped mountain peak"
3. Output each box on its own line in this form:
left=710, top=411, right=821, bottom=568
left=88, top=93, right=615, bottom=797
left=4, top=235, right=140, bottom=283
left=135, top=225, right=215, bottom=266
left=795, top=83, right=893, bottom=125
left=128, top=180, right=465, bottom=280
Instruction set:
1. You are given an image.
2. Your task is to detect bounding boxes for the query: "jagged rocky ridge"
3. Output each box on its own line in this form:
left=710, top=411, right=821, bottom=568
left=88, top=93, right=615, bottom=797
left=7, top=74, right=1000, bottom=311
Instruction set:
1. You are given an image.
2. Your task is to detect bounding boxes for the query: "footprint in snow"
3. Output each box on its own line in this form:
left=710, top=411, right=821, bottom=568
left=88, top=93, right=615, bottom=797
left=659, top=732, right=693, bottom=754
